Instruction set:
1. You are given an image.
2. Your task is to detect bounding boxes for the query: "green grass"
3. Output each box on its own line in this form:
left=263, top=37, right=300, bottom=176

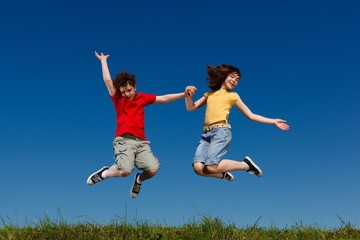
left=1, top=214, right=359, bottom=239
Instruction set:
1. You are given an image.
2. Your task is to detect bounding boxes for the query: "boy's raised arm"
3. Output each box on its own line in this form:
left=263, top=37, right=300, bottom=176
left=95, top=51, right=116, bottom=96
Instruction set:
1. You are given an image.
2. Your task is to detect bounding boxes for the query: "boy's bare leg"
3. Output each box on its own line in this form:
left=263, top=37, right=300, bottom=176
left=139, top=169, right=158, bottom=182
left=193, top=162, right=222, bottom=178
left=104, top=164, right=131, bottom=178
left=130, top=169, right=158, bottom=198
left=87, top=164, right=130, bottom=186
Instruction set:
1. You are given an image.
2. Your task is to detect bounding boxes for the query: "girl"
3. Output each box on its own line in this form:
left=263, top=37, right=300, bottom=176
left=185, top=64, right=289, bottom=181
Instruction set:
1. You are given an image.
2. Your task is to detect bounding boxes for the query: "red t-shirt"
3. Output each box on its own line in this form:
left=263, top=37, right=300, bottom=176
left=111, top=91, right=156, bottom=140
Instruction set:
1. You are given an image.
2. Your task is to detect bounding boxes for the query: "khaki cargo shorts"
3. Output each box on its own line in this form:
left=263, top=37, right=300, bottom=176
left=113, top=135, right=160, bottom=173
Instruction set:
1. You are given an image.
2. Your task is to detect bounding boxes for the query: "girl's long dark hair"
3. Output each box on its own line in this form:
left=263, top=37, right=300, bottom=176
left=207, top=64, right=241, bottom=91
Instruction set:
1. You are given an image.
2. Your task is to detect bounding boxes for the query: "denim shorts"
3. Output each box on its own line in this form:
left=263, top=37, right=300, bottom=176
left=113, top=136, right=160, bottom=173
left=193, top=127, right=232, bottom=165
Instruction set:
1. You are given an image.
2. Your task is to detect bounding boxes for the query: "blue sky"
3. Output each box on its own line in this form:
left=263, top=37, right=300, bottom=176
left=1, top=0, right=359, bottom=228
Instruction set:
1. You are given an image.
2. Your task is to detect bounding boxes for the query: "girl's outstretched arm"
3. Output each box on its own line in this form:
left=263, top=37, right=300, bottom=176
left=95, top=51, right=116, bottom=96
left=185, top=96, right=206, bottom=111
left=235, top=97, right=290, bottom=130
left=185, top=87, right=207, bottom=111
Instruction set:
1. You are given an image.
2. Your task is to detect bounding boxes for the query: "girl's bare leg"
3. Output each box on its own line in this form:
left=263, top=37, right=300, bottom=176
left=205, top=159, right=248, bottom=173
left=193, top=162, right=222, bottom=178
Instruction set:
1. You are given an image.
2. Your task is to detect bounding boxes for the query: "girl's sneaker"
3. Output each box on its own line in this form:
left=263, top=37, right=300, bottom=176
left=221, top=172, right=234, bottom=181
left=243, top=156, right=262, bottom=177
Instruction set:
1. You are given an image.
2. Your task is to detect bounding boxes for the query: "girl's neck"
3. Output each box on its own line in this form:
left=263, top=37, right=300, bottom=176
left=219, top=87, right=230, bottom=91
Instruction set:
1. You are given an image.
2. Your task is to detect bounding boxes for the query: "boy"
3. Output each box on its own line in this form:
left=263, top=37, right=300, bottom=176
left=87, top=51, right=195, bottom=198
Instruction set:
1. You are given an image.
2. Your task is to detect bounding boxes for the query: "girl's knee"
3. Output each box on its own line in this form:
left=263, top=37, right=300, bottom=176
left=204, top=165, right=217, bottom=173
left=193, top=167, right=202, bottom=175
left=193, top=163, right=204, bottom=175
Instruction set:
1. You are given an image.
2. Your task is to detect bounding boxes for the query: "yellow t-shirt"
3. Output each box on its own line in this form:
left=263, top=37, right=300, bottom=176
left=203, top=90, right=240, bottom=126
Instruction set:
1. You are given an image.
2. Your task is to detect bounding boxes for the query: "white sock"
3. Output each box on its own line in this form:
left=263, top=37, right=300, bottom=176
left=101, top=170, right=108, bottom=179
left=243, top=162, right=249, bottom=171
left=136, top=175, right=143, bottom=184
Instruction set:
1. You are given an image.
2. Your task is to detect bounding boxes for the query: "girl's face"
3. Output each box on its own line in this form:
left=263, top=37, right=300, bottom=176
left=221, top=72, right=240, bottom=90
left=119, top=83, right=136, bottom=100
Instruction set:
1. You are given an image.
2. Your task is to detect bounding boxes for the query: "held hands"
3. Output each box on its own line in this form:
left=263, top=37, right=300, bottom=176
left=274, top=119, right=290, bottom=131
left=95, top=51, right=110, bottom=61
left=185, top=86, right=197, bottom=97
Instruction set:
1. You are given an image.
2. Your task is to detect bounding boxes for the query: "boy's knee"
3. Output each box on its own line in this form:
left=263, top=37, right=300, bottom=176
left=146, top=169, right=158, bottom=176
left=121, top=171, right=131, bottom=177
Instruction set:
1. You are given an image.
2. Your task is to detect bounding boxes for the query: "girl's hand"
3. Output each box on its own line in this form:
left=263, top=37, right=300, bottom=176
left=95, top=51, right=110, bottom=61
left=185, top=86, right=197, bottom=97
left=274, top=119, right=290, bottom=130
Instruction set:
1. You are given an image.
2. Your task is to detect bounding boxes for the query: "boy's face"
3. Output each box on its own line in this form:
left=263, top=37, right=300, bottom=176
left=119, top=83, right=136, bottom=100
left=221, top=72, right=240, bottom=90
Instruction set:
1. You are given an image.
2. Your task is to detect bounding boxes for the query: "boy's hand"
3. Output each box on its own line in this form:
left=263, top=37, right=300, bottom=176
left=185, top=86, right=197, bottom=97
left=274, top=119, right=290, bottom=131
left=95, top=51, right=110, bottom=61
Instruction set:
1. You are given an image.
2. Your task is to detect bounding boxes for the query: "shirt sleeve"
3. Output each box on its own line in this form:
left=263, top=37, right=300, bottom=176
left=204, top=91, right=212, bottom=99
left=110, top=90, right=120, bottom=105
left=231, top=92, right=240, bottom=105
left=141, top=93, right=156, bottom=106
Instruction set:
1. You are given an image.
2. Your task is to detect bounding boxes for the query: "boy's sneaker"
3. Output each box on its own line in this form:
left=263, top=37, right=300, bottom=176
left=243, top=156, right=262, bottom=177
left=221, top=172, right=234, bottom=181
left=130, top=173, right=142, bottom=198
left=87, top=166, right=109, bottom=185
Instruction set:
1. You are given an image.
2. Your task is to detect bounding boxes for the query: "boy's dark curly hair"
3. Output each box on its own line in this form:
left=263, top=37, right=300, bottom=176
left=206, top=64, right=241, bottom=91
left=113, top=69, right=136, bottom=91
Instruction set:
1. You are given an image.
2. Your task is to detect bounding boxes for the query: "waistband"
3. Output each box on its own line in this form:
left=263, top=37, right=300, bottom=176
left=119, top=133, right=144, bottom=141
left=203, top=123, right=231, bottom=133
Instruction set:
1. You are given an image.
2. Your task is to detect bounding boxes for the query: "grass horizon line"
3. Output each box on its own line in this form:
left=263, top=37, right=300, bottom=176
left=1, top=210, right=359, bottom=239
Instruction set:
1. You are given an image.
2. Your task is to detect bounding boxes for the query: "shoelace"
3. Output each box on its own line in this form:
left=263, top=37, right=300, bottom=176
left=132, top=182, right=141, bottom=193
left=92, top=174, right=103, bottom=183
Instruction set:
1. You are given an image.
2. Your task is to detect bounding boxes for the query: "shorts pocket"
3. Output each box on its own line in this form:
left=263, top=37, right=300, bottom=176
left=114, top=142, right=127, bottom=155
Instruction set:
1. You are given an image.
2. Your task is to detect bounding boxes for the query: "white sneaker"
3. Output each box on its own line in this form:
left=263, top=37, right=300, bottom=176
left=243, top=156, right=262, bottom=177
left=130, top=173, right=142, bottom=198
left=87, top=166, right=109, bottom=185
left=221, top=172, right=234, bottom=181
